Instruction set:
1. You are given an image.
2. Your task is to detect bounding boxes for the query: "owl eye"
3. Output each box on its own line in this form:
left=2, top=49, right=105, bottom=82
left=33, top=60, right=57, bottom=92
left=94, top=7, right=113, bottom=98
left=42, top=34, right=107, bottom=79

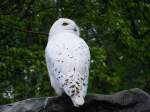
left=62, top=22, right=68, bottom=26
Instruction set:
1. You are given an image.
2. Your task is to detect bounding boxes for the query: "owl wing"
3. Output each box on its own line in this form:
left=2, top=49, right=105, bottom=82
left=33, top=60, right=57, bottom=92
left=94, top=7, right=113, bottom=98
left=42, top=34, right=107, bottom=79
left=45, top=33, right=90, bottom=97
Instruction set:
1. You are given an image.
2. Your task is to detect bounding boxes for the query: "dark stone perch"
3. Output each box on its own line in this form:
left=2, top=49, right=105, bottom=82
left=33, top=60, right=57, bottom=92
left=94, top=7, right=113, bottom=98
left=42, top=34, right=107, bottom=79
left=0, top=88, right=150, bottom=112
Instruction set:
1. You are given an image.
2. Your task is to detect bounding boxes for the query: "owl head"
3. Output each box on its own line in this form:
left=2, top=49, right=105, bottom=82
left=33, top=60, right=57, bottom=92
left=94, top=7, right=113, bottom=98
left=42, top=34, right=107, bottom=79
left=49, top=18, right=80, bottom=37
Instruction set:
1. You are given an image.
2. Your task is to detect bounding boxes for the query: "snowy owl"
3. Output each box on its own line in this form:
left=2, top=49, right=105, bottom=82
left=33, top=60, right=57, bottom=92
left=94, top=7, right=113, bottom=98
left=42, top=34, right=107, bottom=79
left=45, top=18, right=90, bottom=107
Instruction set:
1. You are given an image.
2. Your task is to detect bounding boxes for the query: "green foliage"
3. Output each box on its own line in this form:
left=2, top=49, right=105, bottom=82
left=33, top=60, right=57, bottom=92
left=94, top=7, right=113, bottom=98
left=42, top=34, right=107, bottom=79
left=0, top=0, right=150, bottom=104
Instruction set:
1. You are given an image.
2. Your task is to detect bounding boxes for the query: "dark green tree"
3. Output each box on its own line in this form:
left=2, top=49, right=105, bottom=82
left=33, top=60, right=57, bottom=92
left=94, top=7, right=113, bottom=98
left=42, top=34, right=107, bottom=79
left=0, top=0, right=149, bottom=104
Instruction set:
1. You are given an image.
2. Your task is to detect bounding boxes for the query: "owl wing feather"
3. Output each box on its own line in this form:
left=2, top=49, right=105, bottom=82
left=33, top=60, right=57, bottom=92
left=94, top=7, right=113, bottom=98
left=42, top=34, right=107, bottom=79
left=45, top=33, right=90, bottom=106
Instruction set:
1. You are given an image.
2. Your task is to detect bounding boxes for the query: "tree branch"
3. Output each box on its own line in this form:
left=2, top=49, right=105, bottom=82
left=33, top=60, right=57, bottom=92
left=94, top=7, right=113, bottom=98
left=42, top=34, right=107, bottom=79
left=0, top=22, right=48, bottom=36
left=12, top=26, right=48, bottom=36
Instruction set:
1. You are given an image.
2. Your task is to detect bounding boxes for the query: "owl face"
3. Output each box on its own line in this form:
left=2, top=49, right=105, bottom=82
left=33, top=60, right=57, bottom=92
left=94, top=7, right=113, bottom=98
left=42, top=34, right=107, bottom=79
left=49, top=18, right=80, bottom=36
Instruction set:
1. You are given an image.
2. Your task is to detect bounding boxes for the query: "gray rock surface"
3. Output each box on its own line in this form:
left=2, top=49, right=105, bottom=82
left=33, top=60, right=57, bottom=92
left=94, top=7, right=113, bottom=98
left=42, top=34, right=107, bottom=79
left=0, top=88, right=150, bottom=112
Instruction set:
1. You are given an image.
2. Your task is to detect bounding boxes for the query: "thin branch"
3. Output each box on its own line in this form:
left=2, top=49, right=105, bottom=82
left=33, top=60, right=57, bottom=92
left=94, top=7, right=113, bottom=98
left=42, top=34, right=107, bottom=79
left=12, top=26, right=48, bottom=36
left=1, top=22, right=48, bottom=36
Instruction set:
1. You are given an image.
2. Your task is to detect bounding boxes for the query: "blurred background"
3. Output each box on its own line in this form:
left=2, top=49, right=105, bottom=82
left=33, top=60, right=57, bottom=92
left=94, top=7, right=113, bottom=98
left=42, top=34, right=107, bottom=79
left=0, top=0, right=150, bottom=105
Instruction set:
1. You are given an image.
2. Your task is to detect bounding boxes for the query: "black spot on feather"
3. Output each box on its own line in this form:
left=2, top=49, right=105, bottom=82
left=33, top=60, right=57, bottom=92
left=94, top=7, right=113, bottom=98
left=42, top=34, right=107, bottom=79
left=69, top=85, right=75, bottom=88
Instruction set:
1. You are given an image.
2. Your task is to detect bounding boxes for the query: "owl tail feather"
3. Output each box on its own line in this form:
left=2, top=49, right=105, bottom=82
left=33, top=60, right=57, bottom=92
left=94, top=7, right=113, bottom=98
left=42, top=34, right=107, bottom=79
left=71, top=96, right=84, bottom=107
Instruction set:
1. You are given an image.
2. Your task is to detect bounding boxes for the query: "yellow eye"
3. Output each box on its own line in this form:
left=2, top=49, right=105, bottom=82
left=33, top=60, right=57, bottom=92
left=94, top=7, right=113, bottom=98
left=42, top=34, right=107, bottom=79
left=62, top=22, right=68, bottom=26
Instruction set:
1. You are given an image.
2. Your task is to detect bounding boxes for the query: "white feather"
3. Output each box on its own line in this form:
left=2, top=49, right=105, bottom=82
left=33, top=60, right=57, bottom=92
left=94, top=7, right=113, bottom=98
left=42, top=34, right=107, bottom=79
left=45, top=18, right=90, bottom=107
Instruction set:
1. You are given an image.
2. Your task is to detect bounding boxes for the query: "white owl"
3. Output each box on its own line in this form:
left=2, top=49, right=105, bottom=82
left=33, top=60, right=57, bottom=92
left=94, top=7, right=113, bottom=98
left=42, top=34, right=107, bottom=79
left=45, top=18, right=90, bottom=107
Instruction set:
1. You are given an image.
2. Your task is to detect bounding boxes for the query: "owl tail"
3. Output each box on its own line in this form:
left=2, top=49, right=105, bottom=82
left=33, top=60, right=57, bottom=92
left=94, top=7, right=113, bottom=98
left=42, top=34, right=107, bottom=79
left=71, top=96, right=84, bottom=107
left=63, top=71, right=85, bottom=107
